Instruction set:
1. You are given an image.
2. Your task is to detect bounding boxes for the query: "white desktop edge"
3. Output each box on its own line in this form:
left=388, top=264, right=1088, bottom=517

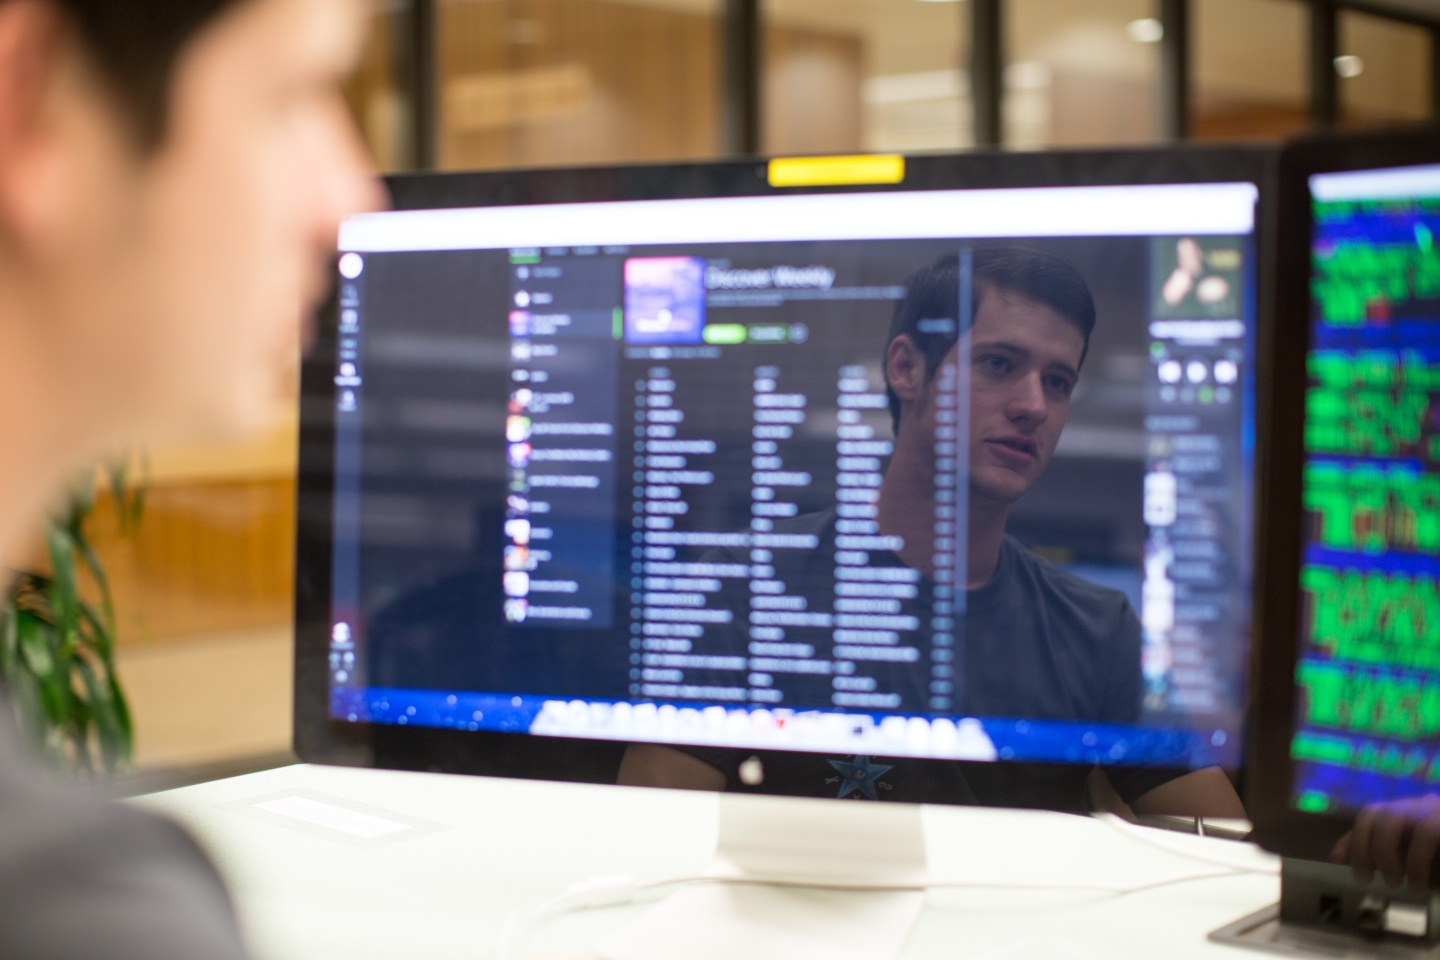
left=131, top=764, right=1281, bottom=960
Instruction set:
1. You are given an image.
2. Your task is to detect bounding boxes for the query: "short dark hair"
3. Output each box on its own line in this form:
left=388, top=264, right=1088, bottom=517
left=883, top=246, right=1097, bottom=432
left=49, top=0, right=245, bottom=147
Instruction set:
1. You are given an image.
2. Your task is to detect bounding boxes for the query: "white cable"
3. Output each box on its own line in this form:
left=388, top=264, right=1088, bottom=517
left=492, top=817, right=1276, bottom=957
left=495, top=874, right=642, bottom=960
left=1093, top=812, right=1281, bottom=875
left=491, top=865, right=1248, bottom=959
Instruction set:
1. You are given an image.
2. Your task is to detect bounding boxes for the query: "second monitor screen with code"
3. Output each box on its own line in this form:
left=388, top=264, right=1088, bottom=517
left=1290, top=163, right=1440, bottom=813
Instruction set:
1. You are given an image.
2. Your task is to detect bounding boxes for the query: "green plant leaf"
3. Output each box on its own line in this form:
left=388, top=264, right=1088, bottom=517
left=106, top=455, right=146, bottom=533
left=0, top=605, right=18, bottom=679
left=2, top=461, right=142, bottom=777
left=44, top=525, right=77, bottom=633
left=15, top=610, right=55, bottom=678
left=108, top=670, right=132, bottom=753
left=73, top=533, right=114, bottom=627
left=75, top=602, right=115, bottom=663
left=63, top=477, right=93, bottom=536
left=74, top=657, right=123, bottom=773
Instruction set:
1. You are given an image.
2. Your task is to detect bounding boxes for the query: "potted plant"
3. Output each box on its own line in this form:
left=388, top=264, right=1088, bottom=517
left=0, top=463, right=143, bottom=776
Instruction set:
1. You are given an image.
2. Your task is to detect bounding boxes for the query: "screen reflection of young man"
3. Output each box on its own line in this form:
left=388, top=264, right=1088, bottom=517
left=620, top=248, right=1245, bottom=818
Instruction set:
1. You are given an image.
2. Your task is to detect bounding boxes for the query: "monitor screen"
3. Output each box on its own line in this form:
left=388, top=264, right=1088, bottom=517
left=300, top=155, right=1262, bottom=805
left=1287, top=160, right=1440, bottom=816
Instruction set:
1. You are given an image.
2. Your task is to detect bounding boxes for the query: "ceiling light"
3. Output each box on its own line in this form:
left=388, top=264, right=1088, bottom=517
left=1334, top=55, right=1365, bottom=79
left=1005, top=61, right=1052, bottom=91
left=1126, top=18, right=1164, bottom=43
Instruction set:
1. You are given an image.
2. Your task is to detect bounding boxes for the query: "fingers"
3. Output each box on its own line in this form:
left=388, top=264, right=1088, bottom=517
left=1371, top=808, right=1412, bottom=888
left=1343, top=796, right=1440, bottom=891
left=1406, top=817, right=1440, bottom=894
left=1350, top=805, right=1378, bottom=886
left=1331, top=830, right=1352, bottom=865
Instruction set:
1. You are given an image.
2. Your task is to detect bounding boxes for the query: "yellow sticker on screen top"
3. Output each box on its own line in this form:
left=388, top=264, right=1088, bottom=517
left=767, top=154, right=905, bottom=188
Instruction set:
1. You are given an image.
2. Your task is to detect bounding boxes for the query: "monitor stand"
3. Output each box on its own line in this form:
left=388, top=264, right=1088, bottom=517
left=1211, top=858, right=1440, bottom=958
left=599, top=793, right=929, bottom=960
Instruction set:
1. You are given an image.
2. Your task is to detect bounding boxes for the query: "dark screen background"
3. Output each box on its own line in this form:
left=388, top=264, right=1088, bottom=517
left=343, top=236, right=1174, bottom=706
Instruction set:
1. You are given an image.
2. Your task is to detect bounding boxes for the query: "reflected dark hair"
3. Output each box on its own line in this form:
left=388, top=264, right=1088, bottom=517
left=883, top=246, right=1097, bottom=432
left=49, top=0, right=245, bottom=147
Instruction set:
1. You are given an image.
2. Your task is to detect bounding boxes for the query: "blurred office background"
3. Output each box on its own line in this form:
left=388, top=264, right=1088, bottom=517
left=68, top=0, right=1437, bottom=780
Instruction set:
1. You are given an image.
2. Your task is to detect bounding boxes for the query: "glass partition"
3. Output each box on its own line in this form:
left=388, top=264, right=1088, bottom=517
left=1194, top=0, right=1308, bottom=140
left=436, top=0, right=725, bottom=170
left=764, top=0, right=970, bottom=155
left=1339, top=9, right=1431, bottom=128
left=1005, top=0, right=1159, bottom=148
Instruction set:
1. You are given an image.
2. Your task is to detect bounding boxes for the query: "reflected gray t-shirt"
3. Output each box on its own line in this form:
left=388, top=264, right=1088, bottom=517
left=681, top=510, right=1183, bottom=810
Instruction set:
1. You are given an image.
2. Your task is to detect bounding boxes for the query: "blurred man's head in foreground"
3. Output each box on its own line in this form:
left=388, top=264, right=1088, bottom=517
left=0, top=0, right=380, bottom=464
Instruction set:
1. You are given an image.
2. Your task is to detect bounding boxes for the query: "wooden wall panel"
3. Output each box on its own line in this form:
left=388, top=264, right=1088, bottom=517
left=1048, top=71, right=1156, bottom=147
left=437, top=0, right=866, bottom=170
left=81, top=479, right=296, bottom=645
left=1193, top=98, right=1310, bottom=140
left=763, top=24, right=865, bottom=155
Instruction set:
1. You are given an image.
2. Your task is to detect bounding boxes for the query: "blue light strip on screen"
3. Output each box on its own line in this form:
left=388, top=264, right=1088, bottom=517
left=1295, top=760, right=1440, bottom=809
left=1307, top=455, right=1427, bottom=473
left=330, top=685, right=1224, bottom=769
left=1304, top=546, right=1440, bottom=579
left=1311, top=319, right=1440, bottom=351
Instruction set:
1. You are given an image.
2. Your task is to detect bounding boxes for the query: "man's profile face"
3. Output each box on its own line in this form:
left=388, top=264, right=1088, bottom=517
left=931, top=286, right=1086, bottom=508
left=38, top=0, right=381, bottom=451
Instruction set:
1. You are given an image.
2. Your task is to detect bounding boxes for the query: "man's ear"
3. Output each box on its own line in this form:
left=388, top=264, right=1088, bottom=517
left=885, top=334, right=928, bottom=408
left=0, top=1, right=81, bottom=255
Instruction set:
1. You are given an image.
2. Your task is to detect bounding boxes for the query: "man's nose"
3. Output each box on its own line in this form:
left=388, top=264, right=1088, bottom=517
left=323, top=126, right=386, bottom=231
left=1005, top=372, right=1048, bottom=425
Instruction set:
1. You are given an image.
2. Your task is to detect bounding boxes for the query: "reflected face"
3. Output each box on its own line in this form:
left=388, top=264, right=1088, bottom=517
left=950, top=286, right=1086, bottom=508
left=49, top=0, right=382, bottom=448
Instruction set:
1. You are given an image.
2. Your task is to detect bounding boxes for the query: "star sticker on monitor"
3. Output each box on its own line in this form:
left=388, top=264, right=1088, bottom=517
left=826, top=756, right=894, bottom=800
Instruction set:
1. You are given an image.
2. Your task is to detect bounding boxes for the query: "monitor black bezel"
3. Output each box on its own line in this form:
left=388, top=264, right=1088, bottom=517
left=295, top=145, right=1274, bottom=795
left=1247, top=126, right=1440, bottom=860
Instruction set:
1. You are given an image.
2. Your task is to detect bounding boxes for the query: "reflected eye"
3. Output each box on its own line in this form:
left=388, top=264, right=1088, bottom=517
left=1045, top=374, right=1075, bottom=396
left=978, top=355, right=1011, bottom=375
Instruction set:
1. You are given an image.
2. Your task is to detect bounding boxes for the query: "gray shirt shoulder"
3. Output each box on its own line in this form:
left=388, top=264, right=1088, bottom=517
left=0, top=711, right=247, bottom=960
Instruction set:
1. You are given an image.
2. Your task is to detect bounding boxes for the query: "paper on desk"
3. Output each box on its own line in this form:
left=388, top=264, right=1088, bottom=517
left=599, top=883, right=924, bottom=960
left=253, top=796, right=413, bottom=839
left=218, top=787, right=448, bottom=847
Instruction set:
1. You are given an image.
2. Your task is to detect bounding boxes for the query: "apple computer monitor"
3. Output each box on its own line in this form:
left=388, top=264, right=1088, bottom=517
left=294, top=149, right=1266, bottom=812
left=1235, top=129, right=1440, bottom=951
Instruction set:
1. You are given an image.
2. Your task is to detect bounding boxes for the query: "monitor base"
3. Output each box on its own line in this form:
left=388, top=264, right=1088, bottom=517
left=1211, top=859, right=1440, bottom=958
left=599, top=794, right=928, bottom=960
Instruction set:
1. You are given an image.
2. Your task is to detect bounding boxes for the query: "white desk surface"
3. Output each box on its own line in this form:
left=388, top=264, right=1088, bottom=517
left=135, top=763, right=1282, bottom=960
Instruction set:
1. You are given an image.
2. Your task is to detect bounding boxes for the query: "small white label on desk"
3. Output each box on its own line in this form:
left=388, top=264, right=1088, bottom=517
left=253, top=795, right=414, bottom=839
